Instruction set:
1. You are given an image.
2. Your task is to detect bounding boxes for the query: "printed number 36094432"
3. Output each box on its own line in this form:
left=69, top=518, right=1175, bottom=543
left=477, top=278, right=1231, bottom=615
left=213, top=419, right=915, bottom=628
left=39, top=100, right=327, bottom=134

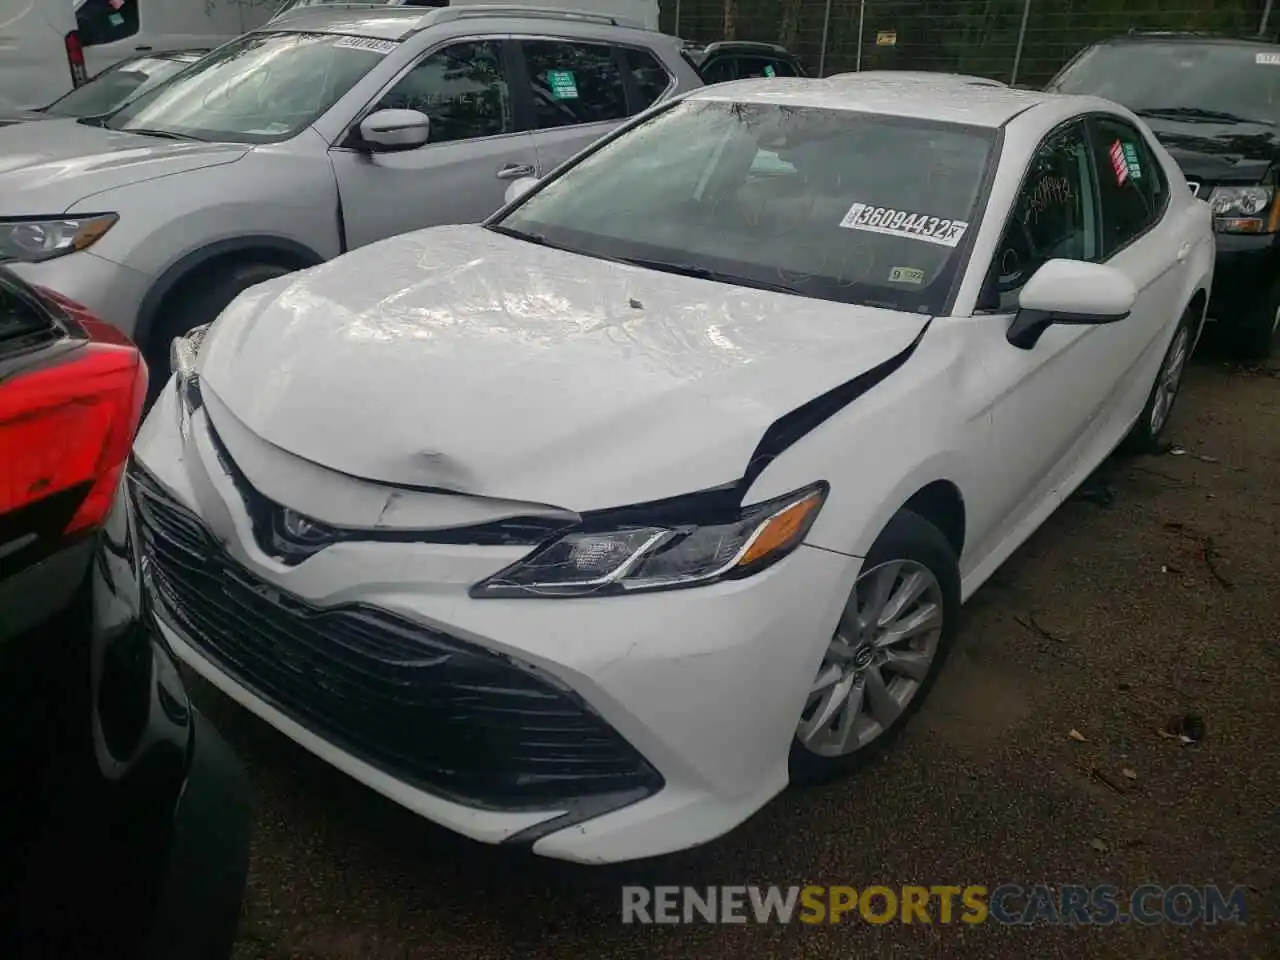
left=839, top=202, right=969, bottom=248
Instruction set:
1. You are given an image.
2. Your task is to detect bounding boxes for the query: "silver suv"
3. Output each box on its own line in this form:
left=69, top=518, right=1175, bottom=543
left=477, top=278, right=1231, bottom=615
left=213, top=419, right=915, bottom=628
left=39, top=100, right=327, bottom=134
left=0, top=4, right=700, bottom=385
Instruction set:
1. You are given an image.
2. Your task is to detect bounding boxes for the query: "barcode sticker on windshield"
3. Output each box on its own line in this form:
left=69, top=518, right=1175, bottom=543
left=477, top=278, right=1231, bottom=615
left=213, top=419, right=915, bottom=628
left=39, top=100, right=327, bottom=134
left=1257, top=52, right=1280, bottom=65
left=839, top=203, right=969, bottom=247
left=334, top=36, right=399, bottom=55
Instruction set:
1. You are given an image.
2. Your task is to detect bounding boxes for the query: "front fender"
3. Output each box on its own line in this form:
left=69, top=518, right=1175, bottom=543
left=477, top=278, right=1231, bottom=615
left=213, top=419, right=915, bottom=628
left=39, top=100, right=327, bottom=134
left=742, top=322, right=988, bottom=562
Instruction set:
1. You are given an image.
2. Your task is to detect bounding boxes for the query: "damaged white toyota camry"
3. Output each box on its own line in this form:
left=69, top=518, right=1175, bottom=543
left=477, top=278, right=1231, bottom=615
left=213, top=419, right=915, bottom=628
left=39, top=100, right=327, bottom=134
left=123, top=75, right=1214, bottom=863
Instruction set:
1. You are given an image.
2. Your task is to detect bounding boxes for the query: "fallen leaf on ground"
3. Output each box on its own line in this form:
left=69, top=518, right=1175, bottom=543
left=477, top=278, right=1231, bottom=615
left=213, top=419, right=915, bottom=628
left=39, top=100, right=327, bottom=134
left=1122, top=768, right=1138, bottom=780
left=1068, top=729, right=1088, bottom=742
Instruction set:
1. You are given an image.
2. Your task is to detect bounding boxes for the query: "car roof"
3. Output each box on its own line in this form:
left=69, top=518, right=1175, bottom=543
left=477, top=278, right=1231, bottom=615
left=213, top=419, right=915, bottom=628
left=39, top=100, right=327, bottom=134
left=264, top=2, right=649, bottom=38
left=686, top=74, right=1057, bottom=128
left=262, top=5, right=434, bottom=38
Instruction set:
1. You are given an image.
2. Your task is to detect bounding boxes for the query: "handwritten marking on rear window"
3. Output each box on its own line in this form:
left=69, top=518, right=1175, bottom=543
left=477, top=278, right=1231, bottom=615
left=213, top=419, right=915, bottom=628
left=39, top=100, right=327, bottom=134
left=334, top=36, right=399, bottom=55
left=839, top=202, right=969, bottom=247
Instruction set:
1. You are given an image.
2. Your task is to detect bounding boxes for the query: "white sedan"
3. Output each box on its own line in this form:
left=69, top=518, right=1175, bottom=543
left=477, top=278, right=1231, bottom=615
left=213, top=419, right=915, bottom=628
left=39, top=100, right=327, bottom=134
left=115, top=74, right=1214, bottom=864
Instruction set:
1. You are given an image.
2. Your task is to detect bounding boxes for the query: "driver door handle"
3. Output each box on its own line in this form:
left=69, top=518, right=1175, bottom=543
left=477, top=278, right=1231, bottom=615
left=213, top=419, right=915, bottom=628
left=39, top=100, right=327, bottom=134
left=1177, top=241, right=1192, bottom=262
left=496, top=163, right=536, bottom=180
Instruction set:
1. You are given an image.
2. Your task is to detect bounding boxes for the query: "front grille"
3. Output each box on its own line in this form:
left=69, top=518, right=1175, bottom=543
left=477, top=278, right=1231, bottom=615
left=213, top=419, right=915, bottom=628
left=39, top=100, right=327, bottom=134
left=128, top=463, right=662, bottom=811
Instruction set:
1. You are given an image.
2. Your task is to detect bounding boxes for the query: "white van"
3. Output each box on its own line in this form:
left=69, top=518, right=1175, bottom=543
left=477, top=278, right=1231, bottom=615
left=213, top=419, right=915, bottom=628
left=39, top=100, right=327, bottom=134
left=0, top=0, right=276, bottom=110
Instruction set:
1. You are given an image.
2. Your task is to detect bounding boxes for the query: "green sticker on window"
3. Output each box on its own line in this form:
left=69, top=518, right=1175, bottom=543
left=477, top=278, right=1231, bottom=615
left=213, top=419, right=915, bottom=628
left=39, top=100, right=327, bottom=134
left=1121, top=142, right=1142, bottom=180
left=763, top=64, right=776, bottom=77
left=108, top=11, right=124, bottom=25
left=547, top=70, right=579, bottom=100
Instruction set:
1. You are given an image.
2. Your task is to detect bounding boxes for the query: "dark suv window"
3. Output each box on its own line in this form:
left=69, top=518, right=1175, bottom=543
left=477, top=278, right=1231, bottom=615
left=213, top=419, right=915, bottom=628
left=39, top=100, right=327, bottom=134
left=375, top=40, right=513, bottom=143
left=699, top=54, right=801, bottom=84
left=76, top=0, right=140, bottom=46
left=1086, top=117, right=1167, bottom=256
left=522, top=40, right=628, bottom=129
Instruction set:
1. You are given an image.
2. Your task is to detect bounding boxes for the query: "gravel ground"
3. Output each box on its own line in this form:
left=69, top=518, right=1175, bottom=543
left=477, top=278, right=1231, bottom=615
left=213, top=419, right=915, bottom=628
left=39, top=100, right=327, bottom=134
left=202, top=340, right=1280, bottom=960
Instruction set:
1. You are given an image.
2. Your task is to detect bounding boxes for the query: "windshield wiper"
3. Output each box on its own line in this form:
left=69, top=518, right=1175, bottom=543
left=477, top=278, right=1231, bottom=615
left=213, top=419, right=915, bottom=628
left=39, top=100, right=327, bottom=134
left=123, top=127, right=205, bottom=141
left=615, top=257, right=805, bottom=296
left=1137, top=107, right=1274, bottom=126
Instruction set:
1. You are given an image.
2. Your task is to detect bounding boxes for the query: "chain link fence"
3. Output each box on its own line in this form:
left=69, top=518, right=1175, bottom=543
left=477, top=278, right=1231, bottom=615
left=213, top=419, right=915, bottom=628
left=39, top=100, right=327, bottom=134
left=662, top=0, right=1273, bottom=87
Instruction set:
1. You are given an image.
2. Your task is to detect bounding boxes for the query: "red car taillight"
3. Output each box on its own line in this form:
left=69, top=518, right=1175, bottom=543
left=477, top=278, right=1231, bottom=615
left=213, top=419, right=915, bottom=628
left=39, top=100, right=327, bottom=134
left=0, top=303, right=147, bottom=539
left=65, top=31, right=89, bottom=87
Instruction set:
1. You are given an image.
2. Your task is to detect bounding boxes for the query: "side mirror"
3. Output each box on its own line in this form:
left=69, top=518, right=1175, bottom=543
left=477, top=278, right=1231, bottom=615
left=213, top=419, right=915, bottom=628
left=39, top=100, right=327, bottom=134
left=1006, top=259, right=1137, bottom=349
left=358, top=109, right=431, bottom=151
left=503, top=176, right=539, bottom=206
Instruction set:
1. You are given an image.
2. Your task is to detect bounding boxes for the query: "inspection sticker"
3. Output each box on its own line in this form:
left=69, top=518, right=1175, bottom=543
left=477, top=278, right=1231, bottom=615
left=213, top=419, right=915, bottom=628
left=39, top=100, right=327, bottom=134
left=1121, top=141, right=1142, bottom=179
left=333, top=36, right=399, bottom=54
left=839, top=203, right=968, bottom=247
left=888, top=266, right=925, bottom=284
left=547, top=69, right=579, bottom=99
left=1257, top=52, right=1280, bottom=64
left=1109, top=139, right=1129, bottom=186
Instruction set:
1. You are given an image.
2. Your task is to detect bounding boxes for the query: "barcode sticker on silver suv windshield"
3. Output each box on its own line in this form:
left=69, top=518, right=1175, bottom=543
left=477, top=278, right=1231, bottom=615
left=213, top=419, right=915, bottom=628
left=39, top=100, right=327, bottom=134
left=838, top=202, right=969, bottom=247
left=334, top=36, right=399, bottom=55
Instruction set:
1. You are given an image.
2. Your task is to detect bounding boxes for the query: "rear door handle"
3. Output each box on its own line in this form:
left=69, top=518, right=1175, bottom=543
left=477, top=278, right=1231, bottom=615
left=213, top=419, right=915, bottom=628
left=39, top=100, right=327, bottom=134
left=135, top=45, right=153, bottom=51
left=496, top=163, right=535, bottom=181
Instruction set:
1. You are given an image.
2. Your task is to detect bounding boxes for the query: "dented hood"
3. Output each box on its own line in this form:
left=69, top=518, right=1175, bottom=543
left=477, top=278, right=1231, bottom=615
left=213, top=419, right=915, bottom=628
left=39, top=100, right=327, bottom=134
left=198, top=225, right=927, bottom=512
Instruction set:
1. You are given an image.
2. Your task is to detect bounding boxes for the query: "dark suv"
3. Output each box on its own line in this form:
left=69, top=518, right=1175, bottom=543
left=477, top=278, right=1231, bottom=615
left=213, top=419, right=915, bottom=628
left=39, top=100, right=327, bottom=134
left=1048, top=33, right=1280, bottom=357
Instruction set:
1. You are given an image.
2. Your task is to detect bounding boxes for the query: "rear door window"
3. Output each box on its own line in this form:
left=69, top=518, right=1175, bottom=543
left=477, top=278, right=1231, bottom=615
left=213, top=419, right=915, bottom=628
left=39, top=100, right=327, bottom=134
left=521, top=39, right=628, bottom=129
left=1085, top=116, right=1168, bottom=258
left=624, top=47, right=671, bottom=112
left=75, top=0, right=140, bottom=46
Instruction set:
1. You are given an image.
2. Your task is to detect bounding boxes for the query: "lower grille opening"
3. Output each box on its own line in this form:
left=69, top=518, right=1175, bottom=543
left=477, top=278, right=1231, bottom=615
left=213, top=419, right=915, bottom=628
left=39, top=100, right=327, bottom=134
left=128, top=462, right=663, bottom=812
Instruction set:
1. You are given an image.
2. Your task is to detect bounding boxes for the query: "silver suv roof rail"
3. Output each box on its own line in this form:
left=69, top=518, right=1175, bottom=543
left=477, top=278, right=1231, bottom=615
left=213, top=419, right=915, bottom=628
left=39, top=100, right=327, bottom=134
left=421, top=5, right=647, bottom=29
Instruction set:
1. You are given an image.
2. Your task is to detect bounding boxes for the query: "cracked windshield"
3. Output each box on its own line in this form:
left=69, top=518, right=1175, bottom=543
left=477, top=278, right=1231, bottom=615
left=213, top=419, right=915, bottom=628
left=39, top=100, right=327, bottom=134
left=496, top=98, right=995, bottom=312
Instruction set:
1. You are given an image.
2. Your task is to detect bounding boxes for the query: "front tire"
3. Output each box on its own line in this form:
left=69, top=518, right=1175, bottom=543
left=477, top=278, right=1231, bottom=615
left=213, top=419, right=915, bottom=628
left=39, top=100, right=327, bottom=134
left=788, top=509, right=961, bottom=785
left=142, top=261, right=293, bottom=408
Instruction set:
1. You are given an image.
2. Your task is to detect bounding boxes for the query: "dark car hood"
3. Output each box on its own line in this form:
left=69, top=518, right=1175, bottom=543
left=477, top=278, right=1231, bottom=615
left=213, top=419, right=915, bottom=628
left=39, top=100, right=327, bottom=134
left=1144, top=117, right=1278, bottom=183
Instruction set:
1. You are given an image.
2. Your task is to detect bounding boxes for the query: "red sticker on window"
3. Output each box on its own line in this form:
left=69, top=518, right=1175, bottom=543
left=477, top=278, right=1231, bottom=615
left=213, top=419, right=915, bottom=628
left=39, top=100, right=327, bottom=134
left=1109, top=139, right=1129, bottom=186
left=108, top=0, right=124, bottom=8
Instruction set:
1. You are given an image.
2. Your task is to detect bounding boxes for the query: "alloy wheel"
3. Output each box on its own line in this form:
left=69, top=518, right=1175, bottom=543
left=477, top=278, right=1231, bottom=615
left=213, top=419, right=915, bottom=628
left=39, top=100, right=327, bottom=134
left=798, top=560, right=944, bottom=758
left=1150, top=325, right=1191, bottom=437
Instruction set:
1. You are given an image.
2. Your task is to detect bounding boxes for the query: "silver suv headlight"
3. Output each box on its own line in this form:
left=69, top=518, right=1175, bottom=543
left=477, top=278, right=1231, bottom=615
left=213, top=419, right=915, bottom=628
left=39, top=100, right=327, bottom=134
left=0, top=214, right=118, bottom=262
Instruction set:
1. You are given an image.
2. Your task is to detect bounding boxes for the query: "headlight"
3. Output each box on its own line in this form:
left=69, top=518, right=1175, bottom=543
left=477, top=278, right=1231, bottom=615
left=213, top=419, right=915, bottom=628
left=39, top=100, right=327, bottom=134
left=1207, top=186, right=1277, bottom=234
left=0, top=214, right=117, bottom=262
left=470, top=482, right=828, bottom=598
left=169, top=322, right=211, bottom=378
left=171, top=322, right=211, bottom=435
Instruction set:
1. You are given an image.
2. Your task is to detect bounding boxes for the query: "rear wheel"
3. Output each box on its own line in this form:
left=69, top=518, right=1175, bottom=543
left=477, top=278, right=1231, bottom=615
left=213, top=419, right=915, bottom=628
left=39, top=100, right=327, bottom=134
left=1123, top=305, right=1195, bottom=454
left=789, top=509, right=960, bottom=784
left=142, top=261, right=292, bottom=409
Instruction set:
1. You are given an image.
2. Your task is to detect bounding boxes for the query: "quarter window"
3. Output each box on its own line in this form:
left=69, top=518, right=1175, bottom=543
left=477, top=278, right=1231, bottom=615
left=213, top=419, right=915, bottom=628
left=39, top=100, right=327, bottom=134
left=522, top=40, right=628, bottom=129
left=624, top=47, right=671, bottom=112
left=989, top=121, right=1099, bottom=307
left=374, top=41, right=512, bottom=143
left=76, top=0, right=141, bottom=45
left=1086, top=117, right=1167, bottom=257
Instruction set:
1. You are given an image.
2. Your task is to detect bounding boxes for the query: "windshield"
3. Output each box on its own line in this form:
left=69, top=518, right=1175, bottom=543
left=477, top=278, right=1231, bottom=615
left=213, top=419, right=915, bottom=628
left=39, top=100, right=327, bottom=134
left=102, top=32, right=394, bottom=143
left=45, top=54, right=201, bottom=118
left=1049, top=43, right=1280, bottom=126
left=493, top=99, right=995, bottom=313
